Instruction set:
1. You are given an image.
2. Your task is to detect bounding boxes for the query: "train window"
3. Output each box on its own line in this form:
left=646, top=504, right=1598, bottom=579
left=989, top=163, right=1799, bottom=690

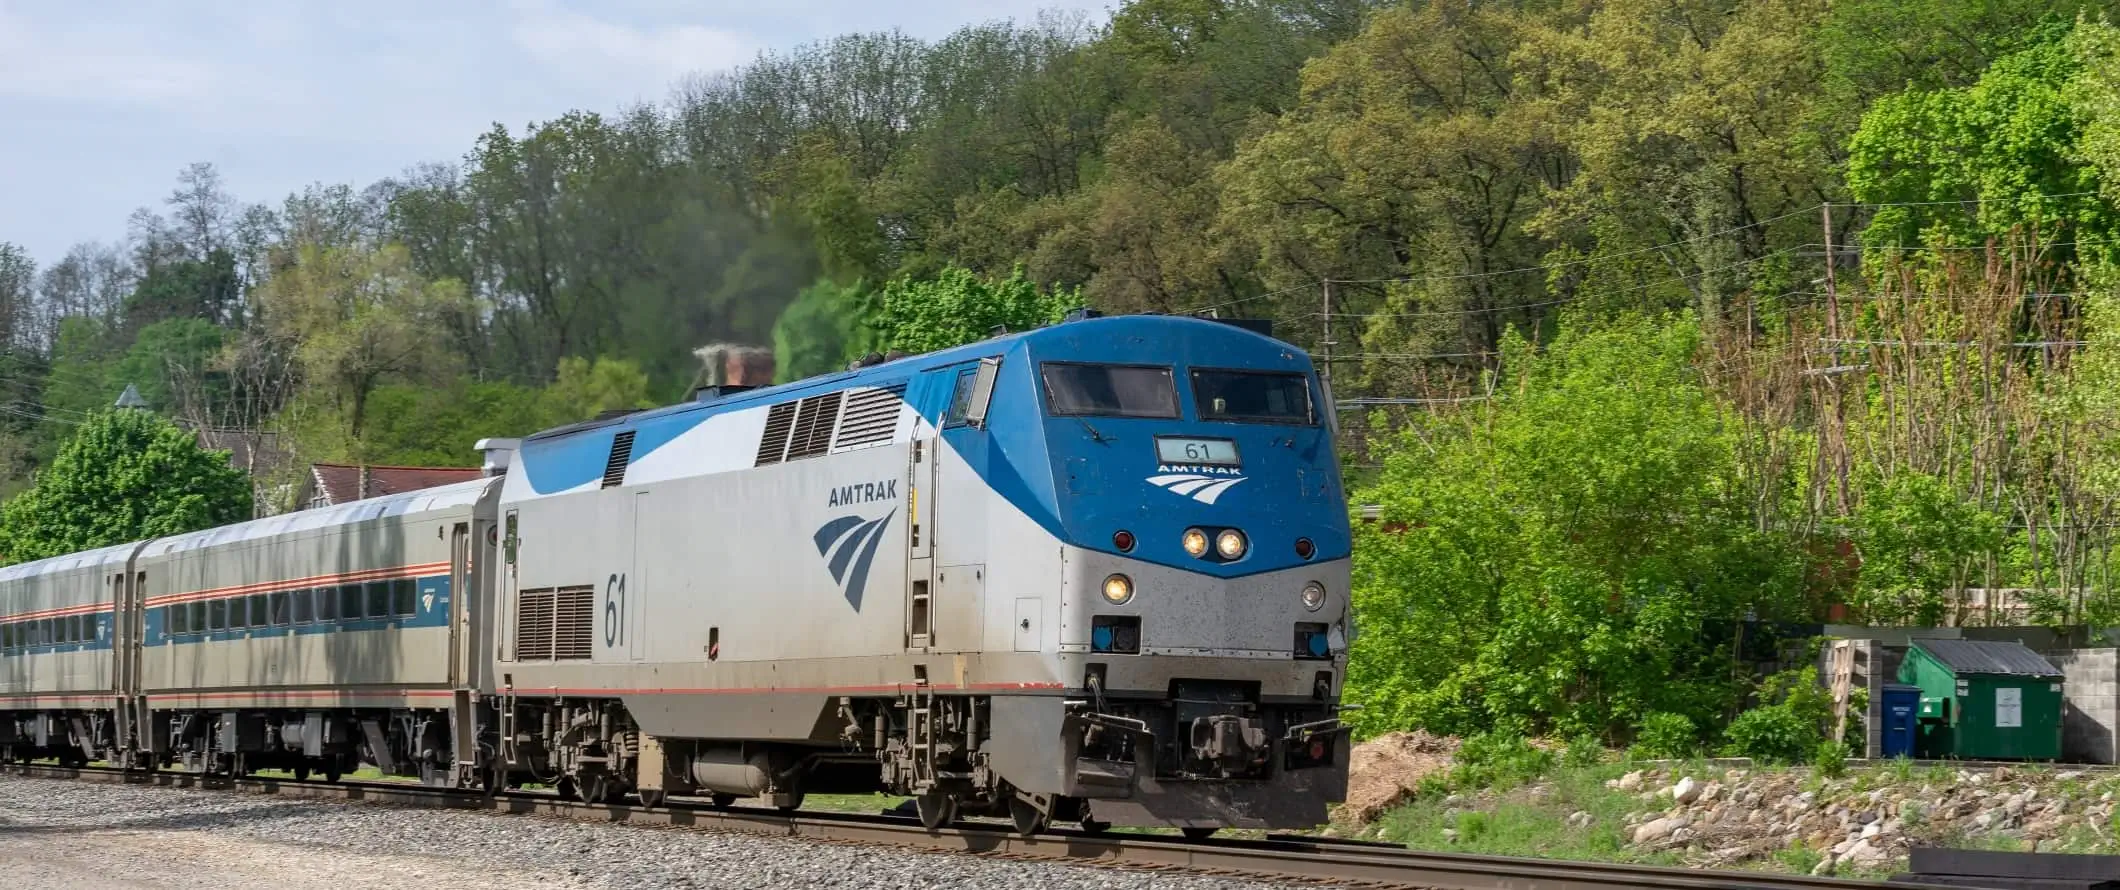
left=170, top=605, right=187, bottom=636
left=1040, top=363, right=1179, bottom=418
left=1190, top=369, right=1314, bottom=425
left=292, top=589, right=314, bottom=624
left=2, top=623, right=12, bottom=649
left=316, top=588, right=338, bottom=622
left=942, top=369, right=979, bottom=427
left=208, top=599, right=227, bottom=631
left=366, top=582, right=392, bottom=620
left=340, top=585, right=363, bottom=620
left=248, top=594, right=268, bottom=629
left=270, top=592, right=291, bottom=626
left=188, top=602, right=206, bottom=635
left=392, top=579, right=417, bottom=617
left=73, top=615, right=86, bottom=643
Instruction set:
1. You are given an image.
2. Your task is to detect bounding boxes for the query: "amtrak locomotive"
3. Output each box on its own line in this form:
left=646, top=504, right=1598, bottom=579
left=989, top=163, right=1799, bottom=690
left=0, top=312, right=1353, bottom=835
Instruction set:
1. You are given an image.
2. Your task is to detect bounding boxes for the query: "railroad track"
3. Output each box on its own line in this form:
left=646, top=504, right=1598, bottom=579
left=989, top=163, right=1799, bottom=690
left=6, top=763, right=1960, bottom=890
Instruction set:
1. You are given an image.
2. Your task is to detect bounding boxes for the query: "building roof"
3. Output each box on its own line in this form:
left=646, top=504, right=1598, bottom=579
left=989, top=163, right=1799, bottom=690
left=311, top=463, right=484, bottom=505
left=1913, top=639, right=2064, bottom=678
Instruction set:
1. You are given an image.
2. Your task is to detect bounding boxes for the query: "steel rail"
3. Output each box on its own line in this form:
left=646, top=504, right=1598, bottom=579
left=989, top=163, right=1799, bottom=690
left=7, top=764, right=1960, bottom=890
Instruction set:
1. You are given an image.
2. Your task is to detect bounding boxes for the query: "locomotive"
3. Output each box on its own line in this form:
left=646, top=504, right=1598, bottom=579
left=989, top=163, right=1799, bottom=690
left=0, top=312, right=1354, bottom=835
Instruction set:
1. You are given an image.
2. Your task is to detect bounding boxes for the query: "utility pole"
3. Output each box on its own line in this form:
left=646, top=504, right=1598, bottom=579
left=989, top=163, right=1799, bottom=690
left=1320, top=278, right=1334, bottom=387
left=1820, top=202, right=1849, bottom=511
left=1822, top=203, right=1840, bottom=338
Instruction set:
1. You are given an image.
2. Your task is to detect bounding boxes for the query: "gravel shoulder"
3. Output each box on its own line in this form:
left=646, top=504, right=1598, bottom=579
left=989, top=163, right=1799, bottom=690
left=0, top=775, right=1303, bottom=890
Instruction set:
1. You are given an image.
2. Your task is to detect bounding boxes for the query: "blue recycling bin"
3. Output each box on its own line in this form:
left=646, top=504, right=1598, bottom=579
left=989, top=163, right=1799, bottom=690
left=1881, top=683, right=1922, bottom=759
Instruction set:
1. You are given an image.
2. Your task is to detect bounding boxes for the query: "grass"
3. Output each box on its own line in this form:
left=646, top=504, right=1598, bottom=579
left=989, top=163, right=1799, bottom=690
left=1364, top=759, right=1693, bottom=866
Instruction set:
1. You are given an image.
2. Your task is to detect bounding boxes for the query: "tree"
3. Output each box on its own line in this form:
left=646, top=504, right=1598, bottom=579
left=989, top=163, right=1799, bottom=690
left=252, top=242, right=467, bottom=440
left=0, top=409, right=250, bottom=565
left=1847, top=20, right=2118, bottom=266
left=0, top=242, right=33, bottom=349
left=873, top=266, right=1074, bottom=354
left=1349, top=312, right=1806, bottom=739
left=772, top=278, right=882, bottom=380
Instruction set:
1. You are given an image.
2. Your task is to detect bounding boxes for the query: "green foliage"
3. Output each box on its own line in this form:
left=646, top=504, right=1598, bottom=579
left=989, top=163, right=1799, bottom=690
left=1563, top=733, right=1606, bottom=769
left=1347, top=312, right=1807, bottom=740
left=1812, top=740, right=1850, bottom=779
left=873, top=266, right=1074, bottom=354
left=1446, top=733, right=1556, bottom=792
left=544, top=356, right=653, bottom=422
left=1721, top=705, right=1819, bottom=765
left=1631, top=713, right=1698, bottom=761
left=1720, top=655, right=1839, bottom=764
left=1849, top=471, right=2009, bottom=626
left=772, top=279, right=881, bottom=381
left=0, top=409, right=249, bottom=565
left=1847, top=19, right=2120, bottom=265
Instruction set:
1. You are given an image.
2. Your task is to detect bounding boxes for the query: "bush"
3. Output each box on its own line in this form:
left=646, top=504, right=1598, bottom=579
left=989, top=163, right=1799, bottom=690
left=1812, top=740, right=1849, bottom=779
left=1631, top=712, right=1697, bottom=760
left=1449, top=732, right=1555, bottom=789
left=1721, top=705, right=1817, bottom=764
left=1563, top=732, right=1605, bottom=768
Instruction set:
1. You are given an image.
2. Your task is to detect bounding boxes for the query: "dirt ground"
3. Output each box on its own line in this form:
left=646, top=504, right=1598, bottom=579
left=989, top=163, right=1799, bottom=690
left=1340, top=730, right=1461, bottom=824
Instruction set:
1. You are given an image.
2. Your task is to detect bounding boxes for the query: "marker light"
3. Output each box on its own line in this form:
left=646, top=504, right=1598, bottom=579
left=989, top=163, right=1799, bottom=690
left=1182, top=528, right=1210, bottom=558
left=1102, top=574, right=1134, bottom=605
left=1295, top=538, right=1316, bottom=560
left=1215, top=529, right=1248, bottom=560
left=1301, top=582, right=1327, bottom=611
left=1113, top=530, right=1136, bottom=552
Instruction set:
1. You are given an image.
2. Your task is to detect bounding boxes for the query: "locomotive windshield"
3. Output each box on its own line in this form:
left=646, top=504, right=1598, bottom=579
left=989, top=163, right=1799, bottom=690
left=1041, top=363, right=1179, bottom=418
left=1191, top=369, right=1314, bottom=425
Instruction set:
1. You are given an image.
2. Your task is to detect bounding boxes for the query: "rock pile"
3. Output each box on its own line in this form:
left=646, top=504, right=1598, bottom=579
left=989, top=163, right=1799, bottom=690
left=1605, top=765, right=2116, bottom=874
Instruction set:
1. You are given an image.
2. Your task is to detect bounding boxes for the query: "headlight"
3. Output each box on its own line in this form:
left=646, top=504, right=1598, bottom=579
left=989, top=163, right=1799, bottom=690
left=1182, top=528, right=1209, bottom=557
left=1216, top=529, right=1248, bottom=560
left=1102, top=574, right=1134, bottom=605
left=1301, top=582, right=1326, bottom=611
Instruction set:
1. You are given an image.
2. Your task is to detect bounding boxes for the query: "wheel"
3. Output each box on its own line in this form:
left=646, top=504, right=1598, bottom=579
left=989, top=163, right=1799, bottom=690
left=915, top=791, right=956, bottom=831
left=774, top=790, right=806, bottom=813
left=582, top=772, right=616, bottom=805
left=555, top=776, right=581, bottom=802
left=638, top=789, right=667, bottom=809
left=1079, top=817, right=1110, bottom=835
left=1008, top=797, right=1047, bottom=837
left=1181, top=827, right=1218, bottom=841
left=324, top=761, right=343, bottom=783
left=293, top=764, right=311, bottom=782
left=710, top=793, right=737, bottom=808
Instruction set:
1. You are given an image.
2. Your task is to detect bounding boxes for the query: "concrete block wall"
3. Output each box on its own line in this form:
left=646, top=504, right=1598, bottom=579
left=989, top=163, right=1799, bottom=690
left=2051, top=648, right=2120, bottom=765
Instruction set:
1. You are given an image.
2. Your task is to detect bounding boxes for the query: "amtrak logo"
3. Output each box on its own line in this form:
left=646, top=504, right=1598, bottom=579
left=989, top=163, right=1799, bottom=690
left=813, top=509, right=897, bottom=609
left=1147, top=465, right=1246, bottom=505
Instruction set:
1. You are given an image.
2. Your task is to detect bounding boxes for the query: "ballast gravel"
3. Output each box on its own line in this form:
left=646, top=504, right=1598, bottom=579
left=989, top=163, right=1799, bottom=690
left=0, top=776, right=1311, bottom=890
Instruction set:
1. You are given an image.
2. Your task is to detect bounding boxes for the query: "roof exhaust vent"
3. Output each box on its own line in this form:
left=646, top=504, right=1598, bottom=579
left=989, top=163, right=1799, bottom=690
left=474, top=438, right=522, bottom=478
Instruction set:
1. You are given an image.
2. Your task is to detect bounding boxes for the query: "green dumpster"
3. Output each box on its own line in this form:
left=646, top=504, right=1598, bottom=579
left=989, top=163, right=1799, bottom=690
left=1897, top=639, right=2064, bottom=761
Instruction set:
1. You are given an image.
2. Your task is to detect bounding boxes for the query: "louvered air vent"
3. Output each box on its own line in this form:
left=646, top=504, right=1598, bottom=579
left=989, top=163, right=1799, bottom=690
left=602, top=430, right=636, bottom=489
left=754, top=402, right=798, bottom=466
left=515, top=588, right=555, bottom=660
left=554, top=586, right=595, bottom=660
left=832, top=384, right=905, bottom=452
left=787, top=391, right=843, bottom=460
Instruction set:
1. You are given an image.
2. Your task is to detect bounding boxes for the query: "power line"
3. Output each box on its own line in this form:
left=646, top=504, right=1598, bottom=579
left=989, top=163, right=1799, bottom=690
left=1820, top=337, right=2089, bottom=348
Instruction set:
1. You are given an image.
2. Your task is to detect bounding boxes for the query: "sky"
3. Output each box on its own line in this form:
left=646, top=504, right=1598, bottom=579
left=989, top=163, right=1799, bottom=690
left=0, top=0, right=1105, bottom=267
